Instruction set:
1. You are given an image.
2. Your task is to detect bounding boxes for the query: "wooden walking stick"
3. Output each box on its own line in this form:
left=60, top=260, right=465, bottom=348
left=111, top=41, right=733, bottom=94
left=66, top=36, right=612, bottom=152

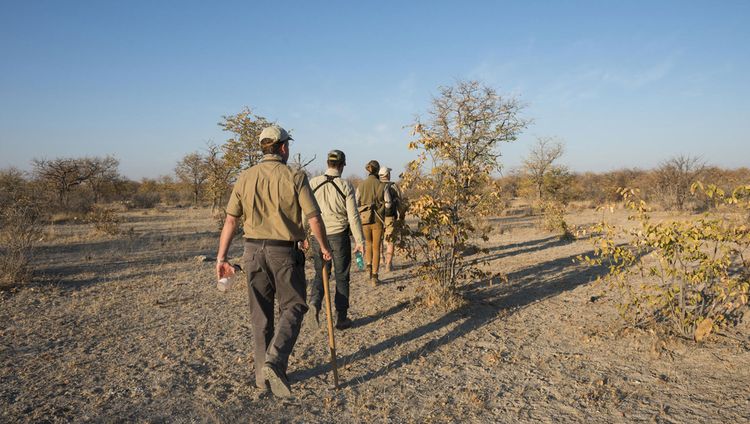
left=321, top=261, right=340, bottom=389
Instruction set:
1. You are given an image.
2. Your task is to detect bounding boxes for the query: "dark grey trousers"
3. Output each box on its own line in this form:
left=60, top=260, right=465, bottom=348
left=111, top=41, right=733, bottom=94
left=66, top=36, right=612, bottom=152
left=242, top=240, right=308, bottom=387
left=309, top=231, right=351, bottom=315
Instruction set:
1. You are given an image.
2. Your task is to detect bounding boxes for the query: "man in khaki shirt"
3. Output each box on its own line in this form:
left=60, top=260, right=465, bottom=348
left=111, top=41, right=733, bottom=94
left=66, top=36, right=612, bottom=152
left=216, top=125, right=331, bottom=398
left=308, top=150, right=365, bottom=330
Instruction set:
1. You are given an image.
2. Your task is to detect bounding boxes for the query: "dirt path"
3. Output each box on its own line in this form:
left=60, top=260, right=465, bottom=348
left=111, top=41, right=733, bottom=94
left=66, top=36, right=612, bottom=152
left=1, top=208, right=748, bottom=422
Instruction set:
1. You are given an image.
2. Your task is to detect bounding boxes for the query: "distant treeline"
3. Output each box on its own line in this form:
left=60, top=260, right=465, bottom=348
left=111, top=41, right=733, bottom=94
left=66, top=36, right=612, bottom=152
left=1, top=153, right=747, bottom=217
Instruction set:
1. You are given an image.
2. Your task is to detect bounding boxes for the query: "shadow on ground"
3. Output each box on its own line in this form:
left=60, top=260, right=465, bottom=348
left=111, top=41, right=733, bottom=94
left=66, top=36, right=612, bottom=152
left=291, top=246, right=610, bottom=388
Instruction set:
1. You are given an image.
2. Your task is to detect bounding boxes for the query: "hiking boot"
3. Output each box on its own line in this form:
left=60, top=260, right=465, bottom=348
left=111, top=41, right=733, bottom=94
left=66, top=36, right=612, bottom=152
left=370, top=273, right=379, bottom=287
left=335, top=312, right=352, bottom=330
left=262, top=363, right=291, bottom=398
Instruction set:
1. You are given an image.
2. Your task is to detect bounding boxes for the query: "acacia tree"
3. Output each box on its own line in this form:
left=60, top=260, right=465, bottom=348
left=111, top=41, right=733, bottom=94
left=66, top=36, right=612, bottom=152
left=175, top=152, right=208, bottom=205
left=522, top=136, right=565, bottom=201
left=204, top=142, right=234, bottom=214
left=83, top=155, right=120, bottom=203
left=218, top=107, right=271, bottom=175
left=655, top=154, right=706, bottom=210
left=398, top=80, right=528, bottom=306
left=32, top=157, right=97, bottom=208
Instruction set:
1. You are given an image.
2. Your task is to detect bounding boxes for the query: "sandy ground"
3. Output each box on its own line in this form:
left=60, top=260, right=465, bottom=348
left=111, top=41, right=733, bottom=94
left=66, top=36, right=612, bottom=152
left=1, top=207, right=749, bottom=423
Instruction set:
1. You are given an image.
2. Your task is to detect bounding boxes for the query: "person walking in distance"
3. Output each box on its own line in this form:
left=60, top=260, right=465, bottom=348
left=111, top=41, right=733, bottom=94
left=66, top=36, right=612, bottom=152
left=216, top=125, right=332, bottom=398
left=357, top=160, right=385, bottom=286
left=308, top=150, right=365, bottom=330
left=379, top=166, right=403, bottom=272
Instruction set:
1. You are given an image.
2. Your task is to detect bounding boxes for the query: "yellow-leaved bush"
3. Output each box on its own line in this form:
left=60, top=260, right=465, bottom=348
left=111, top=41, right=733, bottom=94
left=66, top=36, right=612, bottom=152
left=394, top=80, right=528, bottom=307
left=579, top=184, right=750, bottom=340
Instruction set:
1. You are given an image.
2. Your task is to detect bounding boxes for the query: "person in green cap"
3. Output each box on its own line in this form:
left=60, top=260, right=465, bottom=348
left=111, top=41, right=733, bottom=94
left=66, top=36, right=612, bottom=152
left=216, top=125, right=332, bottom=398
left=308, top=149, right=365, bottom=330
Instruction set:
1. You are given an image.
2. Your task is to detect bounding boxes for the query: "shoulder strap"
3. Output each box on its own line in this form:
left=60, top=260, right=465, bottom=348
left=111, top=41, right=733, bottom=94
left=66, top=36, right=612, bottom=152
left=313, top=175, right=346, bottom=200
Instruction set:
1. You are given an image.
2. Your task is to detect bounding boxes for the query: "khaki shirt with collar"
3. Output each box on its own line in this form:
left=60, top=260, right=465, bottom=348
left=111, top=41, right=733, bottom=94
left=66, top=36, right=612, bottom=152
left=309, top=169, right=365, bottom=245
left=226, top=154, right=320, bottom=241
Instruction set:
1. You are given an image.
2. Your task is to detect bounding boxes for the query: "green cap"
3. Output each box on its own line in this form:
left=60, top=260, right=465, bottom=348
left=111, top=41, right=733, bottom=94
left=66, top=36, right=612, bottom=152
left=259, top=125, right=292, bottom=147
left=327, top=149, right=346, bottom=165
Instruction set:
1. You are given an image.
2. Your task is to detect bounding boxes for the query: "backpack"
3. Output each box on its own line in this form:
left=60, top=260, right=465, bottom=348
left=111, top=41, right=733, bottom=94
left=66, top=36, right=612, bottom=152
left=384, top=182, right=400, bottom=217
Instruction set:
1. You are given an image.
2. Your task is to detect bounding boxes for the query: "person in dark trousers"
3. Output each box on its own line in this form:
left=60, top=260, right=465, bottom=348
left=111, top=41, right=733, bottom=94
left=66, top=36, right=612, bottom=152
left=356, top=160, right=385, bottom=286
left=308, top=150, right=365, bottom=330
left=216, top=125, right=332, bottom=398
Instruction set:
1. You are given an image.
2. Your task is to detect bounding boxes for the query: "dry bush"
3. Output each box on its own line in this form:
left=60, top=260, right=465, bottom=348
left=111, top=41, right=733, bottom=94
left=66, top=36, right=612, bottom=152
left=539, top=200, right=574, bottom=241
left=653, top=155, right=706, bottom=211
left=128, top=192, right=160, bottom=209
left=0, top=196, right=44, bottom=288
left=87, top=205, right=121, bottom=236
left=580, top=185, right=750, bottom=341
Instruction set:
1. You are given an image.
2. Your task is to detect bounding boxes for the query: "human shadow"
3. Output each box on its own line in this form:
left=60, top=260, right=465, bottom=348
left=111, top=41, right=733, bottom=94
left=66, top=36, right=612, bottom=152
left=289, top=249, right=612, bottom=387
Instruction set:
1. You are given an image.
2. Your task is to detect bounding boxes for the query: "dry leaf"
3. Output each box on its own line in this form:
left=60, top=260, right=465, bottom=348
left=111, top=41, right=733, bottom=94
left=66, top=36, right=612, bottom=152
left=694, top=318, right=714, bottom=342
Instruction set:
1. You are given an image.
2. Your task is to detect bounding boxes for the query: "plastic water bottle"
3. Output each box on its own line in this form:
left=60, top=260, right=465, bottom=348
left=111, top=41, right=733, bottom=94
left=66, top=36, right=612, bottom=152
left=217, top=264, right=241, bottom=292
left=354, top=251, right=365, bottom=271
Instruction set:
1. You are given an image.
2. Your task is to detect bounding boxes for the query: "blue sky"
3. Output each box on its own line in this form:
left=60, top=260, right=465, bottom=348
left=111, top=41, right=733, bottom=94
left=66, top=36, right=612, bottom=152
left=1, top=0, right=748, bottom=179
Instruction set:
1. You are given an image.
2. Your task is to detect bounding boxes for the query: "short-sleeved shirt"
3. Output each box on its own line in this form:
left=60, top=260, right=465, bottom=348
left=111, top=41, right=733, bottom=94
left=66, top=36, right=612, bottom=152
left=226, top=154, right=320, bottom=241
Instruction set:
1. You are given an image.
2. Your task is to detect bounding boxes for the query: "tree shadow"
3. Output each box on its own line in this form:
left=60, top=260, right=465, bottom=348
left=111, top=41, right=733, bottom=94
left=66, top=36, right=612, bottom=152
left=289, top=249, right=611, bottom=387
left=350, top=301, right=411, bottom=328
left=32, top=230, right=223, bottom=290
left=377, top=235, right=564, bottom=286
left=384, top=235, right=561, bottom=277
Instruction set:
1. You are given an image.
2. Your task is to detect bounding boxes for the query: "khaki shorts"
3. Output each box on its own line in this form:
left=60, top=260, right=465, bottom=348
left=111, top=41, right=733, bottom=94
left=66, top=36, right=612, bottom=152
left=383, top=216, right=395, bottom=241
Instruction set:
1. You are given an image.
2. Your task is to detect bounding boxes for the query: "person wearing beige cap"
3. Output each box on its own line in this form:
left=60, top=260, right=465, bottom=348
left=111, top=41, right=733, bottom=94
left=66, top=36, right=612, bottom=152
left=379, top=166, right=403, bottom=272
left=356, top=160, right=386, bottom=286
left=308, top=149, right=365, bottom=330
left=216, top=125, right=332, bottom=398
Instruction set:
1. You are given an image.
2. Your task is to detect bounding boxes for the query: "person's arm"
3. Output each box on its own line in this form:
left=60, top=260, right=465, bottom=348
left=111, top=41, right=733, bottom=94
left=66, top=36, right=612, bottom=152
left=216, top=214, right=239, bottom=280
left=297, top=172, right=332, bottom=261
left=345, top=182, right=365, bottom=253
left=308, top=214, right=332, bottom=261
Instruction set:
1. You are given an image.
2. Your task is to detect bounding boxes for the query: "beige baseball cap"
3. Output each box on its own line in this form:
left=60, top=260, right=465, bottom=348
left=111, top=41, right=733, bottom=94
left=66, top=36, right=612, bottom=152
left=378, top=166, right=392, bottom=177
left=259, top=125, right=293, bottom=147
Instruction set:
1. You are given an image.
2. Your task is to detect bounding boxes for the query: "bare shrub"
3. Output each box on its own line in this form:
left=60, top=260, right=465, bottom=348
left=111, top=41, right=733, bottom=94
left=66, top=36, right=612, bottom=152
left=0, top=196, right=43, bottom=288
left=87, top=206, right=121, bottom=236
left=654, top=155, right=706, bottom=211
left=580, top=184, right=750, bottom=341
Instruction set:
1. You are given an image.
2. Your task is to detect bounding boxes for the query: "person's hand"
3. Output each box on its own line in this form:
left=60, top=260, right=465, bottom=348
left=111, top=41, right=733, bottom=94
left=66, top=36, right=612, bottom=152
left=298, top=239, right=309, bottom=251
left=216, top=261, right=236, bottom=280
left=354, top=244, right=364, bottom=254
left=321, top=246, right=332, bottom=261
